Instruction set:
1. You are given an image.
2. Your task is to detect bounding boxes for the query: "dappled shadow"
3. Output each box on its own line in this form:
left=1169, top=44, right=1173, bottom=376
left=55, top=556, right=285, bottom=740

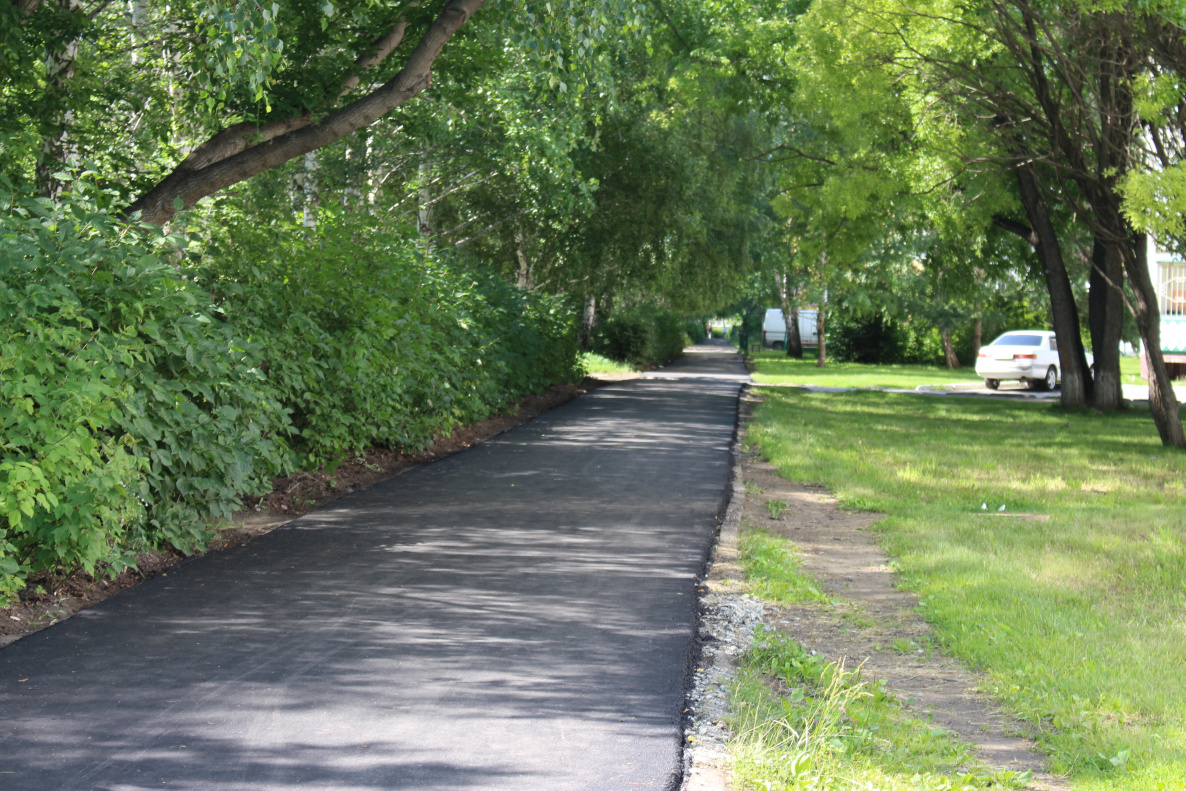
left=0, top=351, right=748, bottom=791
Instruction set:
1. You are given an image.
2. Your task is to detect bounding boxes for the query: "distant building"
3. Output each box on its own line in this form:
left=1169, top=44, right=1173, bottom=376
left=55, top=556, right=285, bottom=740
left=1143, top=236, right=1186, bottom=380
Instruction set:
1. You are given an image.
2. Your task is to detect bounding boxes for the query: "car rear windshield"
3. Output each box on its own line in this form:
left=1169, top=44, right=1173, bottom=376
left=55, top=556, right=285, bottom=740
left=992, top=333, right=1043, bottom=346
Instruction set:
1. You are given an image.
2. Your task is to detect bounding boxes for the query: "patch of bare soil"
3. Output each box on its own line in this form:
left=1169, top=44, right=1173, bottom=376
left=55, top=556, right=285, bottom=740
left=738, top=451, right=1069, bottom=790
left=0, top=377, right=624, bottom=648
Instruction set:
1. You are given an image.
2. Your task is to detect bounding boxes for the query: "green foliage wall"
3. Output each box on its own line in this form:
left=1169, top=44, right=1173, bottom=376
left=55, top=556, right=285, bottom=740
left=594, top=304, right=690, bottom=368
left=202, top=210, right=582, bottom=466
left=0, top=188, right=290, bottom=600
left=829, top=313, right=906, bottom=364
left=0, top=193, right=581, bottom=601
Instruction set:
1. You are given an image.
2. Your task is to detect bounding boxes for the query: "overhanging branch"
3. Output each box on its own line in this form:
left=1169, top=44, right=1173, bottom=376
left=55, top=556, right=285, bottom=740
left=125, top=0, right=484, bottom=225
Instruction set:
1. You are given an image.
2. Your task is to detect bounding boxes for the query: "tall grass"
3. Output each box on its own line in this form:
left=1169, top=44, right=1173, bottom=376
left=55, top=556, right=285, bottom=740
left=730, top=628, right=1031, bottom=790
left=747, top=388, right=1186, bottom=790
left=738, top=528, right=829, bottom=604
left=579, top=352, right=637, bottom=374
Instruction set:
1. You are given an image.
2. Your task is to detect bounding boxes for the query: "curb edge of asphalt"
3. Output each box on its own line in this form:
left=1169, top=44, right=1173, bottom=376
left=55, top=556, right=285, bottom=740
left=678, top=381, right=750, bottom=791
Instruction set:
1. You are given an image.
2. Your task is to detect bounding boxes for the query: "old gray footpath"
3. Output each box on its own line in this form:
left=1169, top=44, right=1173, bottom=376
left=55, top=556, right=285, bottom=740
left=0, top=342, right=748, bottom=791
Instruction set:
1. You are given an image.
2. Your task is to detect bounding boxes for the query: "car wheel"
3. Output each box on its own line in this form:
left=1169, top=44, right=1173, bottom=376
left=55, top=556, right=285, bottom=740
left=984, top=378, right=1000, bottom=390
left=1043, top=365, right=1058, bottom=390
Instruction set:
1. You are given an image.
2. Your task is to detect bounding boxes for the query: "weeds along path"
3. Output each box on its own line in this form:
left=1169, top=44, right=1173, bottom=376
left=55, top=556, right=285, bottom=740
left=738, top=440, right=1069, bottom=790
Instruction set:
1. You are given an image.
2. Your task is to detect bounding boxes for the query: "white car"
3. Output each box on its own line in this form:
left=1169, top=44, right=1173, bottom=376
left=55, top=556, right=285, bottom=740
left=975, top=330, right=1065, bottom=391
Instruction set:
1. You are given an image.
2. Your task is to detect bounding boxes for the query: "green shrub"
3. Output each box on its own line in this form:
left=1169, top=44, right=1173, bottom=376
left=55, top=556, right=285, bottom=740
left=201, top=209, right=581, bottom=465
left=830, top=312, right=905, bottom=364
left=684, top=319, right=707, bottom=343
left=0, top=187, right=289, bottom=599
left=594, top=304, right=689, bottom=368
left=898, top=321, right=977, bottom=367
left=0, top=190, right=580, bottom=600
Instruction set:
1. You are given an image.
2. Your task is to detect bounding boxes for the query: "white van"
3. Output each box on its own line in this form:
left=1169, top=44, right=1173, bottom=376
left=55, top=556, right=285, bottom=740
left=762, top=308, right=819, bottom=349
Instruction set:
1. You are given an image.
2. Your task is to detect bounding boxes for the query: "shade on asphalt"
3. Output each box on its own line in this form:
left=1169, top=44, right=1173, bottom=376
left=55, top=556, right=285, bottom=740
left=0, top=343, right=747, bottom=791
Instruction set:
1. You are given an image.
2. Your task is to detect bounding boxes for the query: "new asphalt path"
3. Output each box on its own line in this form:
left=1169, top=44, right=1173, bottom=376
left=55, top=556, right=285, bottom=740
left=0, top=341, right=749, bottom=791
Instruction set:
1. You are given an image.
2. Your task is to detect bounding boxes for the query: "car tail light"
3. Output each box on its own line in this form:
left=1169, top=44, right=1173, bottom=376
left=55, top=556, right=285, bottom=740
left=1013, top=353, right=1037, bottom=360
left=978, top=352, right=990, bottom=358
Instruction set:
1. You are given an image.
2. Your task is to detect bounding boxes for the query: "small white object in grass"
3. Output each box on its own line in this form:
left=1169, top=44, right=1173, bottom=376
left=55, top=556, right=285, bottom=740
left=980, top=503, right=987, bottom=510
left=998, top=504, right=1006, bottom=512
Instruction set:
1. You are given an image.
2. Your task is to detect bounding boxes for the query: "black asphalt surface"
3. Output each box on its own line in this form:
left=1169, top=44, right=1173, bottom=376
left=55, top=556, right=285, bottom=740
left=0, top=342, right=748, bottom=791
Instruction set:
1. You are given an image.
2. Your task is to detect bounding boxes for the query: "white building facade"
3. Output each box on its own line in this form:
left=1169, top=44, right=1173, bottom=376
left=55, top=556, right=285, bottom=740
left=1144, top=235, right=1186, bottom=379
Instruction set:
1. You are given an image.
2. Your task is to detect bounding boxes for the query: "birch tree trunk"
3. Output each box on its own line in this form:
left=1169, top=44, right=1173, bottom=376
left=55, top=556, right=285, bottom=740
left=417, top=160, right=433, bottom=251
left=816, top=275, right=827, bottom=368
left=579, top=296, right=597, bottom=351
left=302, top=152, right=319, bottom=229
left=515, top=231, right=533, bottom=289
left=37, top=0, right=82, bottom=200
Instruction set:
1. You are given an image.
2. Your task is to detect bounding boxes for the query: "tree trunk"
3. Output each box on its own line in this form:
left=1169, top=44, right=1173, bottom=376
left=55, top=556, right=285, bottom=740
left=787, top=305, right=803, bottom=358
left=129, top=0, right=146, bottom=64
left=37, top=0, right=82, bottom=200
left=515, top=231, right=532, bottom=289
left=941, top=327, right=961, bottom=369
left=1014, top=165, right=1092, bottom=407
left=779, top=272, right=803, bottom=358
left=972, top=314, right=983, bottom=359
left=1125, top=235, right=1185, bottom=447
left=1088, top=235, right=1125, bottom=409
left=816, top=285, right=827, bottom=368
left=417, top=159, right=433, bottom=249
left=302, top=151, right=319, bottom=229
left=579, top=296, right=597, bottom=351
left=344, top=133, right=364, bottom=206
left=124, top=0, right=485, bottom=225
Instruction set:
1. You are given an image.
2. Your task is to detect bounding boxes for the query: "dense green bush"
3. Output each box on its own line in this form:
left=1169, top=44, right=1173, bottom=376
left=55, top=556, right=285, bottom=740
left=200, top=209, right=581, bottom=466
left=594, top=304, right=690, bottom=367
left=0, top=193, right=580, bottom=601
left=833, top=311, right=984, bottom=367
left=829, top=312, right=905, bottom=364
left=0, top=188, right=289, bottom=599
left=684, top=319, right=707, bottom=343
left=898, top=322, right=979, bottom=366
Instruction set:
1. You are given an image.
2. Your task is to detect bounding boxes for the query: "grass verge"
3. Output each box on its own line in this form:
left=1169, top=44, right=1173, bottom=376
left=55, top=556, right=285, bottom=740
left=748, top=353, right=975, bottom=390
left=738, top=526, right=829, bottom=605
left=731, top=627, right=1033, bottom=790
left=746, top=387, right=1186, bottom=790
left=580, top=351, right=637, bottom=374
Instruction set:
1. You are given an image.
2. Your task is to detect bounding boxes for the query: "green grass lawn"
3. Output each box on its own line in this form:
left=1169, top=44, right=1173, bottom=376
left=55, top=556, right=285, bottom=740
left=1120, top=355, right=1145, bottom=384
left=579, top=351, right=637, bottom=374
left=746, top=389, right=1186, bottom=790
left=749, top=352, right=977, bottom=389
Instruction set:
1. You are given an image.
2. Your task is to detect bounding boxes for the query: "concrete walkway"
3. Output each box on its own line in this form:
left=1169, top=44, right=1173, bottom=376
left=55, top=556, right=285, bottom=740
left=0, top=342, right=748, bottom=791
